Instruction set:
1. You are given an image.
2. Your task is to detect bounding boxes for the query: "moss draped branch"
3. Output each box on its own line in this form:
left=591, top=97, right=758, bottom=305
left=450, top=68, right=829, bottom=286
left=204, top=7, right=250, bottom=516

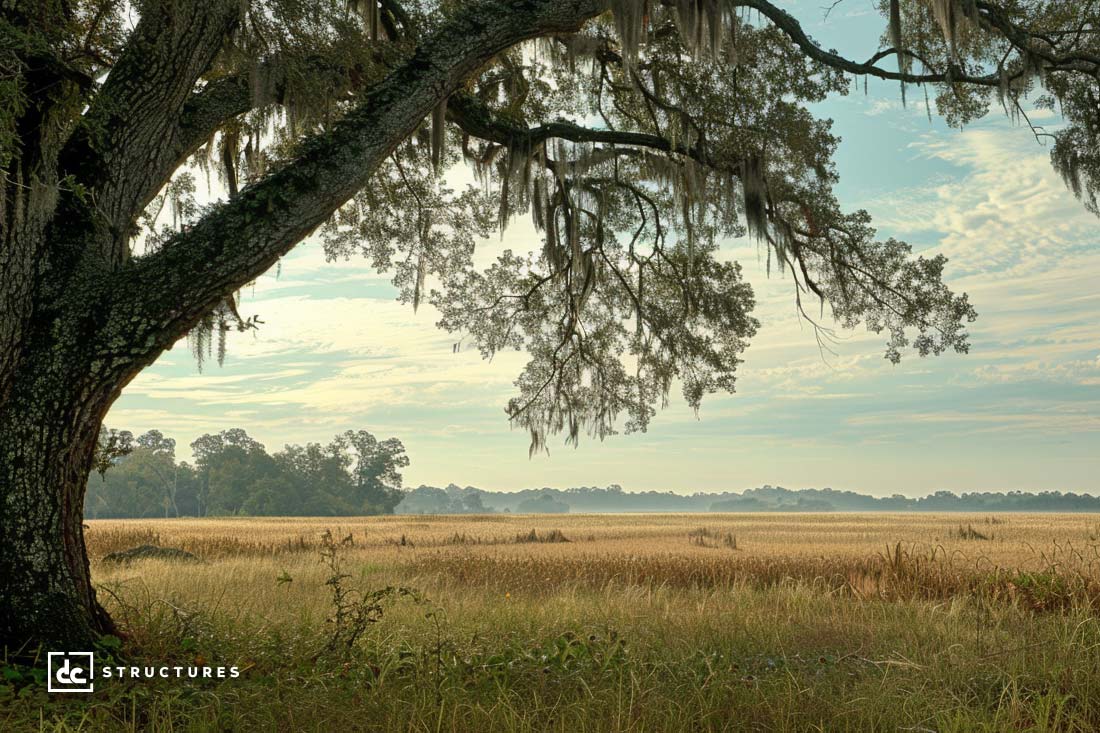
left=737, top=0, right=1100, bottom=84
left=447, top=92, right=728, bottom=171
left=106, top=0, right=609, bottom=364
left=59, top=0, right=242, bottom=261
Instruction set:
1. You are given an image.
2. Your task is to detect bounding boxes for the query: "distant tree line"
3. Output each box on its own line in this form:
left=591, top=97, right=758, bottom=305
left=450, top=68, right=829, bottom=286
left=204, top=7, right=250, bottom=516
left=396, top=485, right=571, bottom=514
left=86, top=428, right=408, bottom=518
left=396, top=484, right=1100, bottom=515
left=710, top=486, right=1100, bottom=513
left=89, top=431, right=1099, bottom=518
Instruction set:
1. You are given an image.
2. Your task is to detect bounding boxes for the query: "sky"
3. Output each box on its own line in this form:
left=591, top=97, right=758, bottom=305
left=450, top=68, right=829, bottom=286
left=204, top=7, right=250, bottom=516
left=105, top=0, right=1100, bottom=496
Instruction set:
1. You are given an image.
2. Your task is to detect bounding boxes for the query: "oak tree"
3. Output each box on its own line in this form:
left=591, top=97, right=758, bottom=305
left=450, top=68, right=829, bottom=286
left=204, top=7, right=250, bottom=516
left=2, top=0, right=1097, bottom=650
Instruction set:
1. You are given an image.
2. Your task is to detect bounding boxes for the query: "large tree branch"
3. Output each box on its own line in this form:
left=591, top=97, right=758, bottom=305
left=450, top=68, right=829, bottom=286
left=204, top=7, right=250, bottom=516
left=59, top=0, right=241, bottom=261
left=166, top=75, right=256, bottom=187
left=106, top=0, right=608, bottom=367
left=147, top=0, right=423, bottom=218
left=155, top=59, right=346, bottom=210
left=447, top=92, right=730, bottom=172
left=142, top=20, right=421, bottom=223
left=132, top=0, right=1100, bottom=243
left=738, top=0, right=1098, bottom=85
left=164, top=49, right=402, bottom=188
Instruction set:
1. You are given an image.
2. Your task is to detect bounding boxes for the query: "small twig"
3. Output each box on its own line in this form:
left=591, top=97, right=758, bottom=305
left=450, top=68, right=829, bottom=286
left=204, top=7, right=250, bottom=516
left=821, top=0, right=844, bottom=20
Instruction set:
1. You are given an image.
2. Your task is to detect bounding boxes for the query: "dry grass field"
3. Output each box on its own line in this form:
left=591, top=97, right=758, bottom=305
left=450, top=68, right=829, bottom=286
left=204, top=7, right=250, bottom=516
left=9, top=513, right=1100, bottom=731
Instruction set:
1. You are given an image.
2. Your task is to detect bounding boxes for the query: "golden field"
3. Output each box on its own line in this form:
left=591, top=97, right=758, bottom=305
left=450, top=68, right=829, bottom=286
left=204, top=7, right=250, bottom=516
left=10, top=513, right=1100, bottom=732
left=87, top=512, right=1100, bottom=608
left=86, top=511, right=1100, bottom=563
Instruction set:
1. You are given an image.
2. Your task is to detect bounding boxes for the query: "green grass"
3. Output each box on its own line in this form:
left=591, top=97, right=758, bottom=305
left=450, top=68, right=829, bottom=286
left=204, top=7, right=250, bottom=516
left=5, top=565, right=1100, bottom=732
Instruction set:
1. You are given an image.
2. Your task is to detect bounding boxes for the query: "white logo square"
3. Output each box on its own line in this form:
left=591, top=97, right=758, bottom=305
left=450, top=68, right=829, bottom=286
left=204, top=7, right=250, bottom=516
left=47, top=651, right=95, bottom=693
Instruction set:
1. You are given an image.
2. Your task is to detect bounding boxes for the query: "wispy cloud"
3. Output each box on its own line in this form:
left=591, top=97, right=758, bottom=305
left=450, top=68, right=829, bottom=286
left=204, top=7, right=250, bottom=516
left=873, top=127, right=1095, bottom=276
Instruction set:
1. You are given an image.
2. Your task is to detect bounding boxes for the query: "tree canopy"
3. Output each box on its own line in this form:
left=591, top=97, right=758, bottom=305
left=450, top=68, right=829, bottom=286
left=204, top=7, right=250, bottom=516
left=8, top=0, right=1100, bottom=453
left=8, top=0, right=1048, bottom=450
left=86, top=427, right=409, bottom=517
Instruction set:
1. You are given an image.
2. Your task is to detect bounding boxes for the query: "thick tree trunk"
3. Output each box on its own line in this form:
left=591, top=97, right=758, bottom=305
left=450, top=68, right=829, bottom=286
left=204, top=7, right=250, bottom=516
left=0, top=244, right=127, bottom=652
left=0, top=345, right=120, bottom=652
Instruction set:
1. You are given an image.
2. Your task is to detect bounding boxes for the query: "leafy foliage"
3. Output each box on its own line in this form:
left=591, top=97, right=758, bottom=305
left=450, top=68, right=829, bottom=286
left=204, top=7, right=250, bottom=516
left=91, top=427, right=134, bottom=478
left=317, top=2, right=991, bottom=452
left=396, top=484, right=493, bottom=514
left=85, top=426, right=409, bottom=517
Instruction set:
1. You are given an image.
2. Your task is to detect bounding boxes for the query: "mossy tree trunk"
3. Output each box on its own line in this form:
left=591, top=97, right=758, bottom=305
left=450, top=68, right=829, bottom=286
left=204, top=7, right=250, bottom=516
left=0, top=256, right=128, bottom=649
left=0, top=365, right=118, bottom=651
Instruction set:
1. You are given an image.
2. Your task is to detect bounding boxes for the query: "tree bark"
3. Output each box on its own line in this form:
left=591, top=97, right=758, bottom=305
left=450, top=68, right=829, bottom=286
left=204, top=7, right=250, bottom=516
left=0, top=419, right=115, bottom=652
left=0, top=319, right=120, bottom=651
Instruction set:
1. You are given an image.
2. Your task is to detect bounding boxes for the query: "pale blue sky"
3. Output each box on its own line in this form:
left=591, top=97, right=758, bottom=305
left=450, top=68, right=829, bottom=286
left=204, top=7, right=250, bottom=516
left=106, top=1, right=1099, bottom=495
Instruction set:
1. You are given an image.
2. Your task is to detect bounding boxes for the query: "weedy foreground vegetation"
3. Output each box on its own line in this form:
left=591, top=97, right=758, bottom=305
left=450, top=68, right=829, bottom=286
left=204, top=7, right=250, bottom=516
left=6, top=513, right=1100, bottom=732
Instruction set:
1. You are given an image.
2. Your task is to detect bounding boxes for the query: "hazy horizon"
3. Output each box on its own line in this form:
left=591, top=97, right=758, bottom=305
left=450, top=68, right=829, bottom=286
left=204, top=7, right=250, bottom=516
left=396, top=484, right=1100, bottom=499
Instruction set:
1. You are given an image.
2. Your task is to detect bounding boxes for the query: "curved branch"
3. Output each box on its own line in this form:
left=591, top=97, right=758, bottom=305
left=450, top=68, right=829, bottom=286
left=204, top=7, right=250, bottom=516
left=107, top=0, right=608, bottom=365
left=739, top=0, right=1098, bottom=85
left=447, top=92, right=729, bottom=173
left=168, top=75, right=255, bottom=182
left=738, top=0, right=995, bottom=85
left=59, top=0, right=242, bottom=259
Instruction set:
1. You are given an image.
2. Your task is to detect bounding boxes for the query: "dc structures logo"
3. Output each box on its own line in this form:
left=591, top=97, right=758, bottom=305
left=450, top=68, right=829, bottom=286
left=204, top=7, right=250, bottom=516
left=47, top=652, right=95, bottom=693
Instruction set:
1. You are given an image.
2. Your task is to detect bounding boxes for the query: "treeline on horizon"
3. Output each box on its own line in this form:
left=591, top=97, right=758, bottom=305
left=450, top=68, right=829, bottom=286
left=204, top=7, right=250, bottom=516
left=397, top=484, right=1100, bottom=515
left=88, top=427, right=1100, bottom=518
left=86, top=427, right=409, bottom=518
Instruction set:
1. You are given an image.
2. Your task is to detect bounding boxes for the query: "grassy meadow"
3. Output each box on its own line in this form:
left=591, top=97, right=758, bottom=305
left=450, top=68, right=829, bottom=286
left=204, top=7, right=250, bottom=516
left=7, top=513, right=1100, bottom=731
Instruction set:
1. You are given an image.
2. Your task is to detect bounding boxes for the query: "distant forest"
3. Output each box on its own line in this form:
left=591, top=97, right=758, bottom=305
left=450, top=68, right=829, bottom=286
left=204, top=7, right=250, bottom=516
left=87, top=428, right=1100, bottom=518
left=398, top=484, right=1100, bottom=515
left=86, top=428, right=409, bottom=518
